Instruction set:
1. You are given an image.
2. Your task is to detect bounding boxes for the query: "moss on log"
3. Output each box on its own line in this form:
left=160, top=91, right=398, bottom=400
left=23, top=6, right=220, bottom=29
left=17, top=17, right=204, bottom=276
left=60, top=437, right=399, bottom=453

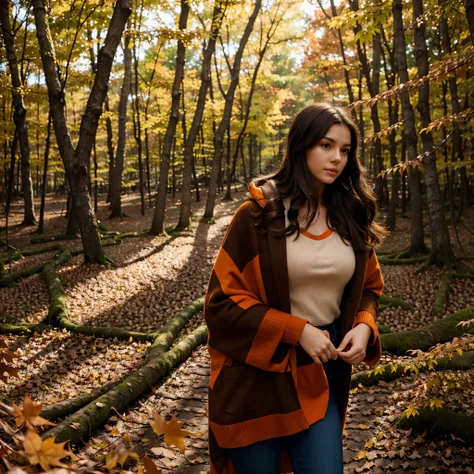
left=0, top=249, right=70, bottom=288
left=378, top=256, right=428, bottom=265
left=0, top=322, right=46, bottom=335
left=146, top=297, right=204, bottom=362
left=30, top=234, right=79, bottom=244
left=0, top=244, right=63, bottom=265
left=41, top=324, right=208, bottom=445
left=380, top=294, right=415, bottom=311
left=352, top=350, right=474, bottom=387
left=40, top=378, right=124, bottom=421
left=398, top=407, right=474, bottom=446
left=434, top=273, right=474, bottom=315
left=380, top=307, right=474, bottom=355
left=43, top=262, right=151, bottom=341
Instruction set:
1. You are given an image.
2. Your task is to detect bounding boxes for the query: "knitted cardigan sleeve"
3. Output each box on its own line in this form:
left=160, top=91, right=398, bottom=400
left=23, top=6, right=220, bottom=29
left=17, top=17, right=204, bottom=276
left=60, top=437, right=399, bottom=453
left=204, top=201, right=308, bottom=373
left=351, top=249, right=384, bottom=367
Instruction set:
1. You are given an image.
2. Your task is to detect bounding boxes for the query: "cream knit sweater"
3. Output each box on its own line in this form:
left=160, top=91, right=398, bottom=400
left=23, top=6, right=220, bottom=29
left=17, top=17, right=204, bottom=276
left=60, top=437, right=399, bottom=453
left=284, top=198, right=356, bottom=326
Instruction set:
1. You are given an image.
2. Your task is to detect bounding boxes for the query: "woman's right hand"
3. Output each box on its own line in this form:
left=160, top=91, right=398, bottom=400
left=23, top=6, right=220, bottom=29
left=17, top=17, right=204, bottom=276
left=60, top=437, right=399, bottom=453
left=298, top=324, right=338, bottom=365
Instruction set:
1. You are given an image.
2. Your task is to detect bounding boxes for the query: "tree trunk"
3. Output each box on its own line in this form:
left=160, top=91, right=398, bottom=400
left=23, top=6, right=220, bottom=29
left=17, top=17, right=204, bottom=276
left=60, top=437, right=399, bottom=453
left=204, top=0, right=262, bottom=218
left=110, top=33, right=132, bottom=218
left=0, top=0, right=36, bottom=225
left=105, top=94, right=115, bottom=203
left=393, top=0, right=426, bottom=253
left=413, top=0, right=455, bottom=266
left=132, top=7, right=145, bottom=216
left=465, top=0, right=474, bottom=45
left=32, top=0, right=132, bottom=264
left=150, top=0, right=190, bottom=235
left=37, top=112, right=52, bottom=234
left=176, top=0, right=226, bottom=230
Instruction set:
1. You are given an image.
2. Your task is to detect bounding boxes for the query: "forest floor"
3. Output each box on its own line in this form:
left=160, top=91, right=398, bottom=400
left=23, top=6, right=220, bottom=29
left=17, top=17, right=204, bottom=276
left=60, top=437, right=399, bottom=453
left=1, top=189, right=474, bottom=473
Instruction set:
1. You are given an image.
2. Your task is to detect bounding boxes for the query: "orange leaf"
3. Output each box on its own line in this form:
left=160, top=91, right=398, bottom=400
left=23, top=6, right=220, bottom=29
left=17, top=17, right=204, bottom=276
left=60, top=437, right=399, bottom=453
left=20, top=429, right=78, bottom=471
left=151, top=413, right=200, bottom=454
left=1, top=395, right=55, bottom=428
left=105, top=441, right=140, bottom=470
left=142, top=455, right=162, bottom=474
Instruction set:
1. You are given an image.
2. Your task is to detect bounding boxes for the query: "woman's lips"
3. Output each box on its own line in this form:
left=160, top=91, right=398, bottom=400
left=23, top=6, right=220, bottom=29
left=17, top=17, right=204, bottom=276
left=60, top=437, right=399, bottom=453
left=325, top=169, right=338, bottom=175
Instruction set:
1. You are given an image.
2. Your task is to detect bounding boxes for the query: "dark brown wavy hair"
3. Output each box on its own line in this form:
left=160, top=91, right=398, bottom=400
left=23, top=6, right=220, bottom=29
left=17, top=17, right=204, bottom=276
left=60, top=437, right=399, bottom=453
left=250, top=102, right=386, bottom=251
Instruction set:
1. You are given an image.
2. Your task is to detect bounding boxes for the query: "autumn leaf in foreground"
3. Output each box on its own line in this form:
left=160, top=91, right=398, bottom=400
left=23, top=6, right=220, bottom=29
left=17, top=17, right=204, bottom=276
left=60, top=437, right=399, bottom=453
left=20, top=429, right=79, bottom=471
left=105, top=441, right=140, bottom=470
left=151, top=413, right=201, bottom=453
left=0, top=395, right=55, bottom=428
left=0, top=338, right=19, bottom=382
left=142, top=455, right=162, bottom=474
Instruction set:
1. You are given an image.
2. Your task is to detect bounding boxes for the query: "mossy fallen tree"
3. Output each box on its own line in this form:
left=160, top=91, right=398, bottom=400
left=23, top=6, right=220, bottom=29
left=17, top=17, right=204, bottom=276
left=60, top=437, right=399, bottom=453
left=352, top=350, right=474, bottom=387
left=434, top=272, right=474, bottom=315
left=41, top=324, right=208, bottom=445
left=0, top=249, right=70, bottom=288
left=38, top=297, right=205, bottom=419
left=40, top=378, right=124, bottom=421
left=378, top=256, right=428, bottom=265
left=30, top=234, right=79, bottom=244
left=398, top=407, right=474, bottom=446
left=380, top=307, right=474, bottom=355
left=43, top=262, right=151, bottom=342
left=0, top=244, right=62, bottom=265
left=0, top=322, right=47, bottom=335
left=379, top=294, right=414, bottom=311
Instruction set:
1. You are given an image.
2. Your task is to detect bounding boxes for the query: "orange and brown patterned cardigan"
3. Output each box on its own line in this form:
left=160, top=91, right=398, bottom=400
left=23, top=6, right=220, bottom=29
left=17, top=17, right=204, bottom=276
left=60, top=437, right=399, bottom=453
left=204, top=180, right=384, bottom=474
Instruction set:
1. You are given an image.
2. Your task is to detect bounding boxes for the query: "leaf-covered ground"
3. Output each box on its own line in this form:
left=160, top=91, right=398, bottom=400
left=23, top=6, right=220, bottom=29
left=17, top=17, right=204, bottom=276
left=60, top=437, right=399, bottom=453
left=1, top=191, right=474, bottom=473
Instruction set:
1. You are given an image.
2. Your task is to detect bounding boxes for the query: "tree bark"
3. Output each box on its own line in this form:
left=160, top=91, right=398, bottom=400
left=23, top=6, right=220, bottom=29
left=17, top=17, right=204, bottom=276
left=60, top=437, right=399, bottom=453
left=465, top=0, right=474, bottom=45
left=204, top=0, right=262, bottom=218
left=413, top=0, right=455, bottom=267
left=105, top=94, right=115, bottom=203
left=392, top=0, right=426, bottom=254
left=0, top=0, right=36, bottom=225
left=32, top=0, right=132, bottom=263
left=150, top=0, right=190, bottom=235
left=37, top=112, right=52, bottom=234
left=176, top=0, right=226, bottom=230
left=110, top=33, right=132, bottom=218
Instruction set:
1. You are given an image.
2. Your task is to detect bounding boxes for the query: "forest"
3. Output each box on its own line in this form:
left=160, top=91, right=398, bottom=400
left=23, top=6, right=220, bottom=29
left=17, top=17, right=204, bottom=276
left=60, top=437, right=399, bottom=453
left=0, top=0, right=473, bottom=472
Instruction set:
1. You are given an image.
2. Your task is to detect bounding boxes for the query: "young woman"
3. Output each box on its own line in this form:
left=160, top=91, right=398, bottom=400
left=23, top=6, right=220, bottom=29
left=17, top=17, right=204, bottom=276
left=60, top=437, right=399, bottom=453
left=204, top=103, right=385, bottom=474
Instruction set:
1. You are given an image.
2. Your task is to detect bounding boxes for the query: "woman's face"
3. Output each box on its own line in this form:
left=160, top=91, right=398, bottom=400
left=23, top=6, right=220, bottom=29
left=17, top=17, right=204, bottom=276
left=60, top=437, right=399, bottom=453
left=305, top=123, right=351, bottom=193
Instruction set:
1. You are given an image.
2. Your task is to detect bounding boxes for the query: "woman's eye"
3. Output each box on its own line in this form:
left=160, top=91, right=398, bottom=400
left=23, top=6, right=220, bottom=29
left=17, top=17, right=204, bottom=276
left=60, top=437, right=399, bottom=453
left=342, top=148, right=349, bottom=155
left=321, top=143, right=330, bottom=149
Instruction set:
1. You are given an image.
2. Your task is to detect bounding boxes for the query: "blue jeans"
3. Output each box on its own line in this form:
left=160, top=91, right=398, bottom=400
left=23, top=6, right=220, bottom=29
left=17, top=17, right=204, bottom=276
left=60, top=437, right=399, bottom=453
left=229, top=322, right=344, bottom=474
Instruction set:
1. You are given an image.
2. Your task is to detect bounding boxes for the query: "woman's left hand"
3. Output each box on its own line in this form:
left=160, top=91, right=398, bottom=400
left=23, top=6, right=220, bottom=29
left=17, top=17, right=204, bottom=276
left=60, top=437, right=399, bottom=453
left=336, top=323, right=372, bottom=365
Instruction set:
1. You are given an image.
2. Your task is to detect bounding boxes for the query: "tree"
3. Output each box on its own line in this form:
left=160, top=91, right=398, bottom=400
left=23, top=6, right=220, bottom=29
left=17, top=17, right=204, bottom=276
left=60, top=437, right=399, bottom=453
left=32, top=0, right=132, bottom=263
left=150, top=0, right=190, bottom=235
left=176, top=0, right=227, bottom=231
left=0, top=0, right=36, bottom=225
left=204, top=0, right=262, bottom=219
left=465, top=0, right=474, bottom=44
left=109, top=31, right=132, bottom=219
left=413, top=0, right=457, bottom=267
left=392, top=0, right=426, bottom=254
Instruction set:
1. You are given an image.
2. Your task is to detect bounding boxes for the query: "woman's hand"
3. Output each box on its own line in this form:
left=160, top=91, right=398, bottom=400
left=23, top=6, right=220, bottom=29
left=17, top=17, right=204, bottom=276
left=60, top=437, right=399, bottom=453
left=299, top=325, right=338, bottom=365
left=336, top=323, right=372, bottom=365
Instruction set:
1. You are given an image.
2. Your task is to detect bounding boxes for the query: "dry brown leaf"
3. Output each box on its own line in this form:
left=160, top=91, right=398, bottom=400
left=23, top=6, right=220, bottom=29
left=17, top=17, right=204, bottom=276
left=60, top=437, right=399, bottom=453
left=20, top=429, right=78, bottom=471
left=105, top=441, right=140, bottom=470
left=151, top=413, right=201, bottom=454
left=0, top=395, right=55, bottom=428
left=142, top=455, right=162, bottom=474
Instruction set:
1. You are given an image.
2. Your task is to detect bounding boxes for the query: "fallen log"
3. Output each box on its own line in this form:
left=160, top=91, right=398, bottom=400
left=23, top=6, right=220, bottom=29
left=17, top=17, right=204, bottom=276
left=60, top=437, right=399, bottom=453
left=39, top=297, right=205, bottom=419
left=379, top=294, right=414, bottom=311
left=434, top=272, right=474, bottom=315
left=380, top=307, right=474, bottom=355
left=41, top=324, right=208, bottom=445
left=352, top=350, right=474, bottom=387
left=43, top=261, right=152, bottom=342
left=398, top=407, right=474, bottom=446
